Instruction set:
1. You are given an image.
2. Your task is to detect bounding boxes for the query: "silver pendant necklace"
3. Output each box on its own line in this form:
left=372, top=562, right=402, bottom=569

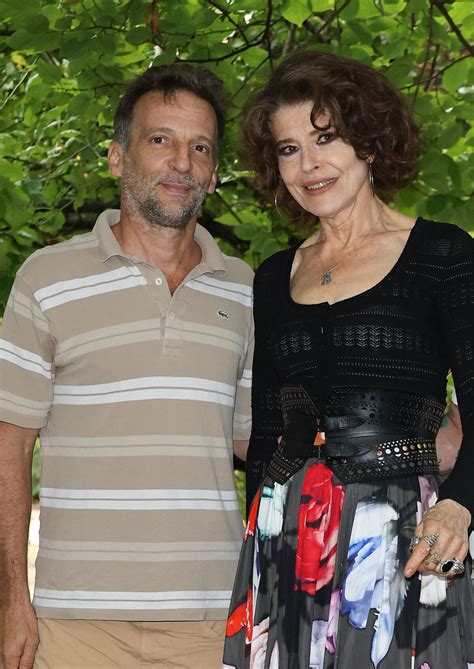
left=321, top=267, right=334, bottom=285
left=315, top=221, right=380, bottom=286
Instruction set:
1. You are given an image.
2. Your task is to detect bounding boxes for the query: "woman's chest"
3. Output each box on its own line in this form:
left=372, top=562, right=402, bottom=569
left=269, top=276, right=442, bottom=378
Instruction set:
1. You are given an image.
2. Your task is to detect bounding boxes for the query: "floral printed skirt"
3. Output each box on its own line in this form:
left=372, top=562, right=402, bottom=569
left=222, top=461, right=474, bottom=669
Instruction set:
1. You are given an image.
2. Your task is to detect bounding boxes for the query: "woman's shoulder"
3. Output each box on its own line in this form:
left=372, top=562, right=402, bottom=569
left=415, top=218, right=474, bottom=257
left=255, top=245, right=297, bottom=283
left=253, top=246, right=298, bottom=313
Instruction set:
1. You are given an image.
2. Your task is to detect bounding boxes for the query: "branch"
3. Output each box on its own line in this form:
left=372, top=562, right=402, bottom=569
left=149, top=0, right=160, bottom=38
left=400, top=53, right=471, bottom=90
left=304, top=0, right=351, bottom=39
left=213, top=190, right=244, bottom=225
left=411, top=3, right=434, bottom=106
left=207, top=0, right=250, bottom=46
left=199, top=213, right=249, bottom=252
left=177, top=37, right=266, bottom=63
left=281, top=23, right=296, bottom=58
left=0, top=60, right=37, bottom=111
left=425, top=43, right=440, bottom=92
left=42, top=139, right=103, bottom=178
left=41, top=51, right=61, bottom=67
left=432, top=0, right=474, bottom=55
left=230, top=54, right=270, bottom=104
left=265, top=0, right=273, bottom=67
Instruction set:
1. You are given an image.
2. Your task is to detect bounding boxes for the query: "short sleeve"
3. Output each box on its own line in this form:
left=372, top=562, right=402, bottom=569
left=436, top=227, right=474, bottom=514
left=0, top=273, right=55, bottom=428
left=232, top=312, right=254, bottom=441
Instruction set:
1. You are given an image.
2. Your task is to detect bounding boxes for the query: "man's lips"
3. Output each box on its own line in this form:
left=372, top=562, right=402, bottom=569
left=159, top=182, right=193, bottom=195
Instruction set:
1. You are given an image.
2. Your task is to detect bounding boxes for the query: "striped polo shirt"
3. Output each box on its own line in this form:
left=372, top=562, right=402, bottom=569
left=0, top=209, right=254, bottom=621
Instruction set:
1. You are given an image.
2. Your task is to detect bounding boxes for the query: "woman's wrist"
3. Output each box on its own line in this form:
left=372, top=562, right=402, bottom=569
left=435, top=498, right=471, bottom=528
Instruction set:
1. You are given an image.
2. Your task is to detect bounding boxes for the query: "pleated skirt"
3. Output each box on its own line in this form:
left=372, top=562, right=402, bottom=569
left=222, top=461, right=474, bottom=669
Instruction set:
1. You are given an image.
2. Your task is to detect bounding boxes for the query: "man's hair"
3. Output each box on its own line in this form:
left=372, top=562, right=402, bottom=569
left=114, top=64, right=227, bottom=150
left=243, top=50, right=421, bottom=220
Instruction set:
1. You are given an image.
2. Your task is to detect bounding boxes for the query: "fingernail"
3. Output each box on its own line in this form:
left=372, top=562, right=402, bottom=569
left=405, top=568, right=414, bottom=577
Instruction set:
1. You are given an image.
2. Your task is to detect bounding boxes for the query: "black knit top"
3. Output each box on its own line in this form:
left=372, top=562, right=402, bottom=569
left=246, top=218, right=474, bottom=515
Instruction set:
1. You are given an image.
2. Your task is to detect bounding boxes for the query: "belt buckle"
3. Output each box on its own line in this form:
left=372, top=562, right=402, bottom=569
left=314, top=430, right=326, bottom=461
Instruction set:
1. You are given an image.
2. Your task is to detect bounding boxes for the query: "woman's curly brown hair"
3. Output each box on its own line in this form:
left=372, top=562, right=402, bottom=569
left=243, top=50, right=421, bottom=222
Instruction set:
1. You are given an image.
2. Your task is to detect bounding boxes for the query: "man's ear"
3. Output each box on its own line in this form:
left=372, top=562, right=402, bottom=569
left=207, top=165, right=218, bottom=194
left=108, top=140, right=124, bottom=177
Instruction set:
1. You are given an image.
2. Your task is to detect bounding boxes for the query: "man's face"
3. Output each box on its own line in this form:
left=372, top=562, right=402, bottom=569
left=109, top=89, right=218, bottom=230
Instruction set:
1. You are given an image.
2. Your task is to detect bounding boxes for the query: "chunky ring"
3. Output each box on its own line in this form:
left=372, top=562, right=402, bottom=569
left=423, top=551, right=442, bottom=566
left=409, top=535, right=422, bottom=552
left=421, top=533, right=439, bottom=550
left=440, top=558, right=465, bottom=575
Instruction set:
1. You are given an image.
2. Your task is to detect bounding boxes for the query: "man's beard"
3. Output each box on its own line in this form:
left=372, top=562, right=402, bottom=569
left=121, top=161, right=209, bottom=230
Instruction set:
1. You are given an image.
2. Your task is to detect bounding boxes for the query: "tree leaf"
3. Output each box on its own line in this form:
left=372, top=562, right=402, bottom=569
left=310, top=0, right=334, bottom=11
left=36, top=61, right=62, bottom=83
left=443, top=59, right=471, bottom=94
left=281, top=0, right=312, bottom=26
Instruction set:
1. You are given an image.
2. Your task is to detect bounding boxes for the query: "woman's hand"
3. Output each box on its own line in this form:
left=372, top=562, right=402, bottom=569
left=404, top=499, right=471, bottom=578
left=435, top=402, right=462, bottom=474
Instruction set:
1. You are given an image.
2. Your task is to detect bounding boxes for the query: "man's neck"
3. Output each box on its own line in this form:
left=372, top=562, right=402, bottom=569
left=112, top=211, right=202, bottom=293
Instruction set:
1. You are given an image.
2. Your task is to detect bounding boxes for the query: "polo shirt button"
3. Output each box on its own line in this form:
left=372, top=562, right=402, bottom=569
left=168, top=311, right=175, bottom=319
left=155, top=277, right=163, bottom=286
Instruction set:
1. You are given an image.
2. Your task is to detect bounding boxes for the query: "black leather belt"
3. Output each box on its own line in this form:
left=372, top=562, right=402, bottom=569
left=266, top=385, right=443, bottom=485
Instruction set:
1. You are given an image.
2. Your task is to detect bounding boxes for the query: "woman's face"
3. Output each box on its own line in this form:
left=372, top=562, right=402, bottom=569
left=271, top=101, right=371, bottom=220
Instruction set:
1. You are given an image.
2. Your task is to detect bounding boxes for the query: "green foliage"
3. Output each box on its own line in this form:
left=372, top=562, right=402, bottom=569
left=32, top=439, right=40, bottom=500
left=0, top=0, right=473, bottom=309
left=234, top=469, right=246, bottom=519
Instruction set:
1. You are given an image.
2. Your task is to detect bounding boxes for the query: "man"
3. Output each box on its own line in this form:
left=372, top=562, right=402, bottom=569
left=0, top=65, right=253, bottom=668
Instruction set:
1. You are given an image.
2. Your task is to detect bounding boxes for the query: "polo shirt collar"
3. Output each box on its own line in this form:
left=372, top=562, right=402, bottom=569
left=94, top=209, right=228, bottom=275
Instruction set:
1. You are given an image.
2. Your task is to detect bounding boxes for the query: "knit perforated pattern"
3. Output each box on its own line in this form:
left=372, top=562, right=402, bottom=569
left=246, top=219, right=474, bottom=514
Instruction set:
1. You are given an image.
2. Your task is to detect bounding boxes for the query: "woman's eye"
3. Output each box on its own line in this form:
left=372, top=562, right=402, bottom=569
left=316, top=132, right=335, bottom=145
left=278, top=145, right=297, bottom=156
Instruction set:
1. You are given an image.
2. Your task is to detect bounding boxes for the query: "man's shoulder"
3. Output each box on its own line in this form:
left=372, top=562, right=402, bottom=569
left=16, top=231, right=100, bottom=287
left=222, top=254, right=254, bottom=287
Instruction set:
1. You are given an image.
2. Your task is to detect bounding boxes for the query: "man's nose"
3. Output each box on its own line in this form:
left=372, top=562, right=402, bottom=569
left=168, top=143, right=192, bottom=173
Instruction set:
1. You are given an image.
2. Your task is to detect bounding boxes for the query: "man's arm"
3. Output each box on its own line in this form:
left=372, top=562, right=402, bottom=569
left=233, top=439, right=249, bottom=462
left=436, top=402, right=462, bottom=475
left=0, top=422, right=40, bottom=669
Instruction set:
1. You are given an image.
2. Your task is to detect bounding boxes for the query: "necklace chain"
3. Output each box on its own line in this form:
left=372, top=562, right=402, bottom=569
left=315, top=221, right=380, bottom=285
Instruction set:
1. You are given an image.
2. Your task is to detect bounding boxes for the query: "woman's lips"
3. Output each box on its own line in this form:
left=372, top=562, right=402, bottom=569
left=303, top=177, right=338, bottom=195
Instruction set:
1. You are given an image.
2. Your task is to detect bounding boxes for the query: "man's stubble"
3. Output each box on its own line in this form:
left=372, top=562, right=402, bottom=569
left=121, top=157, right=210, bottom=230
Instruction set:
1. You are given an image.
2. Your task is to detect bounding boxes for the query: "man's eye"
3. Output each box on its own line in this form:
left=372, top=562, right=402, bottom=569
left=277, top=145, right=297, bottom=156
left=151, top=136, right=165, bottom=144
left=195, top=144, right=209, bottom=153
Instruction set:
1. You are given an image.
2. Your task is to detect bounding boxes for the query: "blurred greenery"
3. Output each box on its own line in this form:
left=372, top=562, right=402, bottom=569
left=32, top=440, right=40, bottom=500
left=234, top=469, right=246, bottom=519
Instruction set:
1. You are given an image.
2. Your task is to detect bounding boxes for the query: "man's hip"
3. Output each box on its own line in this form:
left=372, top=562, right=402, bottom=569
left=34, top=618, right=227, bottom=668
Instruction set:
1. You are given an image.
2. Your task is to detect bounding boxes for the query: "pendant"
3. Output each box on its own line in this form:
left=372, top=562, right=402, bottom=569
left=321, top=269, right=332, bottom=285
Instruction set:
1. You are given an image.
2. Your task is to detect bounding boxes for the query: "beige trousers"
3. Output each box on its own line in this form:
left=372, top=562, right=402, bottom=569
left=34, top=619, right=227, bottom=668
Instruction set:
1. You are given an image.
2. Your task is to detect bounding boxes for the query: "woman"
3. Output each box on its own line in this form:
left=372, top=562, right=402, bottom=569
left=223, top=51, right=473, bottom=669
